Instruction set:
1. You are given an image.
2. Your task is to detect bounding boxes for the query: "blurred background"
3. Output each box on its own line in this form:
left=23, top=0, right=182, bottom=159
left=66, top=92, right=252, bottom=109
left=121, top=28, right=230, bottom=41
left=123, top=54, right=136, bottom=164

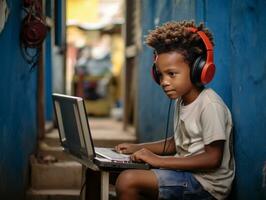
left=66, top=0, right=124, bottom=119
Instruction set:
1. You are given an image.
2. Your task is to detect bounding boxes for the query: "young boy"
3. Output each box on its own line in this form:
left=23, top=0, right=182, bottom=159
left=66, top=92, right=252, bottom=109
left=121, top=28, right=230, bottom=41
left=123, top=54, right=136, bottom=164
left=115, top=20, right=235, bottom=200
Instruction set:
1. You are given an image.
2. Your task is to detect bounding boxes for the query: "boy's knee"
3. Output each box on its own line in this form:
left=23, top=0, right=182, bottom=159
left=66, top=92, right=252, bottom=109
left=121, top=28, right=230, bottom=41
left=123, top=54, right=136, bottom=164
left=115, top=170, right=137, bottom=192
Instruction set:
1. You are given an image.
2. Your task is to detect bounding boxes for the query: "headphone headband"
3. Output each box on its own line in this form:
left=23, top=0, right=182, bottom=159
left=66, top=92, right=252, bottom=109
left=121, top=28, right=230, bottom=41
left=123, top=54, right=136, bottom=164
left=186, top=27, right=213, bottom=62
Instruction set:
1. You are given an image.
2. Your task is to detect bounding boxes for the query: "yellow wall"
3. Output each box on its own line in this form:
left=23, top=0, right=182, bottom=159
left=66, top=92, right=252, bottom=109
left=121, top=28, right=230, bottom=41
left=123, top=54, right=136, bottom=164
left=67, top=0, right=99, bottom=23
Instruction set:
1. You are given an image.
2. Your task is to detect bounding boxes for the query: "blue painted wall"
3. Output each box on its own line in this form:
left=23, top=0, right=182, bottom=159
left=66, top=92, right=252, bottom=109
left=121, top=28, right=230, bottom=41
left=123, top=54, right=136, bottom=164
left=44, top=0, right=53, bottom=121
left=230, top=0, right=266, bottom=199
left=0, top=0, right=37, bottom=199
left=137, top=0, right=266, bottom=199
left=45, top=0, right=65, bottom=121
left=137, top=0, right=196, bottom=142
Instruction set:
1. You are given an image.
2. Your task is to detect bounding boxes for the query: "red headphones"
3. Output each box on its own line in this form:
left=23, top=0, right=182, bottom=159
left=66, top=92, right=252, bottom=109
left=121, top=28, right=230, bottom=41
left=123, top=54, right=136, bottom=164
left=20, top=0, right=47, bottom=70
left=151, top=27, right=215, bottom=86
left=21, top=0, right=47, bottom=48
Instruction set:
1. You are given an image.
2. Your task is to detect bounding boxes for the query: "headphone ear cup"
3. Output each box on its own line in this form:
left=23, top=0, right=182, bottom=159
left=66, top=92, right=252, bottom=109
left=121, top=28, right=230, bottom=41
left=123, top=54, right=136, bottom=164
left=21, top=14, right=47, bottom=48
left=191, top=56, right=206, bottom=85
left=151, top=63, right=160, bottom=85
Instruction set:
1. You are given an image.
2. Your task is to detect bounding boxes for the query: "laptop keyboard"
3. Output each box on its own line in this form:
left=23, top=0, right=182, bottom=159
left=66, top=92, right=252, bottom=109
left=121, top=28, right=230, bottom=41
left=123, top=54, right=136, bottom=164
left=95, top=147, right=130, bottom=162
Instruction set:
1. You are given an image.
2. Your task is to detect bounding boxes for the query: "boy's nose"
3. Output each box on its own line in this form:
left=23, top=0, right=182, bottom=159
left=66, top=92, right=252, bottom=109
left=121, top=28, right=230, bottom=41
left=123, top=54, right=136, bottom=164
left=161, top=78, right=170, bottom=87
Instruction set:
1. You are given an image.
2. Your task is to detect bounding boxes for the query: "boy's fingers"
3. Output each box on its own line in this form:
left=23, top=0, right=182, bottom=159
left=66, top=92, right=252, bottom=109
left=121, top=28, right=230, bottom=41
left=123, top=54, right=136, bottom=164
left=115, top=144, right=128, bottom=153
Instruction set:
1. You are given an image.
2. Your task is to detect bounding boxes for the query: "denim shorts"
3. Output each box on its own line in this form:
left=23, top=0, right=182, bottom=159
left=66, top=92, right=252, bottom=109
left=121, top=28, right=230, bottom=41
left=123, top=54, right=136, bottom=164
left=152, top=169, right=215, bottom=200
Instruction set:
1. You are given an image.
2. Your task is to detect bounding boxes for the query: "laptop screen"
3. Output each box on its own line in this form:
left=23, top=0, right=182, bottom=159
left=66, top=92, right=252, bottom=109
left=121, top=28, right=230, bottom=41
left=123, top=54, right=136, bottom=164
left=52, top=93, right=95, bottom=160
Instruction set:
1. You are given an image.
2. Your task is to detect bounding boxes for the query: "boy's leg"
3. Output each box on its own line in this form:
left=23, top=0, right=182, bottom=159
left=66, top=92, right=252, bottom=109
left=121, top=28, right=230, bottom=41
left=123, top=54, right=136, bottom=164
left=115, top=169, right=159, bottom=200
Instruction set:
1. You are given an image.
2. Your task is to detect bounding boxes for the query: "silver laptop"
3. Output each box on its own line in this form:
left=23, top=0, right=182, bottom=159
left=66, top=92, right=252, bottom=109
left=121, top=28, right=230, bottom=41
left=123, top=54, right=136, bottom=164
left=52, top=93, right=150, bottom=170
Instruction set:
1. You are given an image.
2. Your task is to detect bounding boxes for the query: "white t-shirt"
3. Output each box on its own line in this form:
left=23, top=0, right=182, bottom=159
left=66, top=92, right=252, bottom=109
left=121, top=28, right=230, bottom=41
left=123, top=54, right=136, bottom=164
left=174, top=88, right=235, bottom=200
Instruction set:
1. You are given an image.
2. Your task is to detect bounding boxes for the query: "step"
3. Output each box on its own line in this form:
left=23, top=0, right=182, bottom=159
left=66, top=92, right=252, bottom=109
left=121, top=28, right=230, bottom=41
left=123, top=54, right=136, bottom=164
left=42, top=127, right=137, bottom=149
left=43, top=116, right=137, bottom=145
left=38, top=141, right=72, bottom=161
left=26, top=188, right=117, bottom=200
left=90, top=121, right=137, bottom=148
left=26, top=189, right=80, bottom=200
left=30, top=156, right=82, bottom=190
left=43, top=129, right=61, bottom=147
left=45, top=121, right=55, bottom=133
left=43, top=126, right=137, bottom=148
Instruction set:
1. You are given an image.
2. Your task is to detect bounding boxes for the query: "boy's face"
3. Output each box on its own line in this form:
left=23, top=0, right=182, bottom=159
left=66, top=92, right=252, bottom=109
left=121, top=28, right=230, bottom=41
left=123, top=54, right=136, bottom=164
left=155, top=52, right=199, bottom=102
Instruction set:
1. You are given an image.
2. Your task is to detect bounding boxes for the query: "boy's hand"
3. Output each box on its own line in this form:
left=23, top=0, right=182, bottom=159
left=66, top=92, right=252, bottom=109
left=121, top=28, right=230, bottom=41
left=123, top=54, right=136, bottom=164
left=115, top=143, right=140, bottom=154
left=131, top=148, right=160, bottom=167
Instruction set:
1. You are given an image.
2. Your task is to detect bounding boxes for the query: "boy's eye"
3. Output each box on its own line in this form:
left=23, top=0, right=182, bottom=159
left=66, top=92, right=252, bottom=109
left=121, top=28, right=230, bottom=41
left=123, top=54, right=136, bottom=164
left=168, top=72, right=177, bottom=77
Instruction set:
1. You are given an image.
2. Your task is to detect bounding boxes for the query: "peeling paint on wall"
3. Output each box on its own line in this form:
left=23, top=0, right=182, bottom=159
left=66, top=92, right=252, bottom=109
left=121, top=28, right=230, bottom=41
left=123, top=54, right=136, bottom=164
left=0, top=0, right=9, bottom=34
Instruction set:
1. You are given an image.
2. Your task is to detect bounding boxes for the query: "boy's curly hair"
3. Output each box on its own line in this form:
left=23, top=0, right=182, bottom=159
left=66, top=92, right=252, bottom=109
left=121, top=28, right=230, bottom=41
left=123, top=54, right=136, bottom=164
left=145, top=20, right=214, bottom=67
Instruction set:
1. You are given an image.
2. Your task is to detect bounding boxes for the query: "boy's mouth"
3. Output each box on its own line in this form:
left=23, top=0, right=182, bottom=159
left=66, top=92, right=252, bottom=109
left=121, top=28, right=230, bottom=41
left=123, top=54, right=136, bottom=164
left=164, top=90, right=175, bottom=95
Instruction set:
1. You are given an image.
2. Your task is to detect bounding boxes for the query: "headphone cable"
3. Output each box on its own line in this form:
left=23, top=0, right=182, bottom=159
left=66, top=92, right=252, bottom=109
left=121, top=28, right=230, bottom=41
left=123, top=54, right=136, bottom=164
left=79, top=174, right=87, bottom=199
left=162, top=99, right=172, bottom=155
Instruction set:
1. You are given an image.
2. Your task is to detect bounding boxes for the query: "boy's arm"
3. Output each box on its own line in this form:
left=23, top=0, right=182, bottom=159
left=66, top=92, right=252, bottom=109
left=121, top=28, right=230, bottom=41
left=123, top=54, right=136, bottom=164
left=115, top=136, right=176, bottom=155
left=131, top=140, right=224, bottom=170
left=138, top=136, right=176, bottom=155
